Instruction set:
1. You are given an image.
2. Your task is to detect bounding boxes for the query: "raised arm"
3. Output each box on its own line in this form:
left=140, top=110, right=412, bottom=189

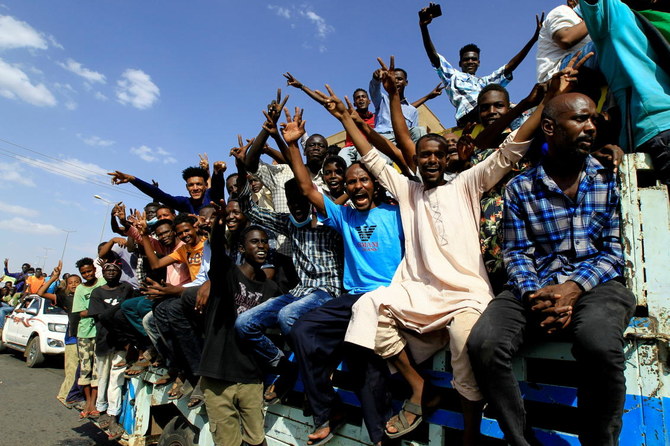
left=244, top=89, right=289, bottom=173
left=344, top=96, right=414, bottom=177
left=278, top=107, right=326, bottom=215
left=283, top=72, right=325, bottom=105
left=514, top=50, right=593, bottom=143
left=198, top=153, right=212, bottom=189
left=131, top=214, right=178, bottom=270
left=379, top=56, right=418, bottom=172
left=110, top=202, right=127, bottom=236
left=411, top=82, right=444, bottom=109
left=98, top=237, right=126, bottom=259
left=504, top=13, right=544, bottom=76
left=209, top=160, right=227, bottom=204
left=108, top=171, right=187, bottom=212
left=36, top=261, right=61, bottom=303
left=418, top=4, right=441, bottom=68
left=262, top=144, right=287, bottom=164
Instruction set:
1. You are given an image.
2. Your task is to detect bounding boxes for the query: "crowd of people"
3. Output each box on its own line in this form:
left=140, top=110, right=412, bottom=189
left=2, top=1, right=669, bottom=445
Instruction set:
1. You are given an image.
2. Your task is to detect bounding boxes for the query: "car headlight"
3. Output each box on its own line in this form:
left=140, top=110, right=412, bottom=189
left=48, top=323, right=67, bottom=333
left=47, top=338, right=64, bottom=347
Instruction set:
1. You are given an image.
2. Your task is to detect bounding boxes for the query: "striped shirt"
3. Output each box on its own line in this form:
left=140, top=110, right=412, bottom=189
left=503, top=155, right=624, bottom=299
left=240, top=188, right=343, bottom=298
left=435, top=53, right=511, bottom=121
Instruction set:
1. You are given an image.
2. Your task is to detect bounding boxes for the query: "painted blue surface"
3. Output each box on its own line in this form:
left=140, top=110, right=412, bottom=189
left=120, top=380, right=136, bottom=434
left=313, top=371, right=668, bottom=445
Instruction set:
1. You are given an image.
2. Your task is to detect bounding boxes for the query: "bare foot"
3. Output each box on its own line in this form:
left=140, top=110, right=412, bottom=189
left=307, top=425, right=331, bottom=445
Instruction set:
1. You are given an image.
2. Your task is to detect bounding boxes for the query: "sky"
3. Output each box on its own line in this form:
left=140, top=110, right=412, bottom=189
left=0, top=0, right=564, bottom=275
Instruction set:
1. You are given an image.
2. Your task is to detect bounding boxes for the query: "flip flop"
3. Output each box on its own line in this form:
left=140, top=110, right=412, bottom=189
left=187, top=394, right=205, bottom=410
left=385, top=400, right=423, bottom=439
left=306, top=422, right=334, bottom=446
left=264, top=367, right=297, bottom=405
left=307, top=414, right=345, bottom=446
left=124, top=358, right=152, bottom=378
left=107, top=420, right=125, bottom=440
left=97, top=413, right=114, bottom=430
left=167, top=380, right=184, bottom=400
left=87, top=410, right=102, bottom=420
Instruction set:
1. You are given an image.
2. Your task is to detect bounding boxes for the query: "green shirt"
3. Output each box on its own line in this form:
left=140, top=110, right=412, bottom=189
left=71, top=278, right=106, bottom=338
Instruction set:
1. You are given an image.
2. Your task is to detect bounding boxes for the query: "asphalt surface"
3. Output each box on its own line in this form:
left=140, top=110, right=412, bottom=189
left=0, top=351, right=118, bottom=446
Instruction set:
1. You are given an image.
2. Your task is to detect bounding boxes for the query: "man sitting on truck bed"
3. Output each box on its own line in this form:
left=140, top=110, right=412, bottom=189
left=467, top=92, right=636, bottom=446
left=197, top=223, right=282, bottom=446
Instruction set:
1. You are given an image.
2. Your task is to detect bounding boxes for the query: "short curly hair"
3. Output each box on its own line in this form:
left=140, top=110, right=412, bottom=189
left=75, top=257, right=94, bottom=270
left=181, top=166, right=210, bottom=182
left=459, top=43, right=481, bottom=59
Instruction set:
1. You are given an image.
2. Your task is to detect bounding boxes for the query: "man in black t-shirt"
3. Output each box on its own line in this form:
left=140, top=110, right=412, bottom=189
left=197, top=224, right=281, bottom=446
left=88, top=261, right=133, bottom=436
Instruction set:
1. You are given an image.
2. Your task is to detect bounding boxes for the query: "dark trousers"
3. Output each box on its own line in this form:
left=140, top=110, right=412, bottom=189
left=290, top=294, right=392, bottom=444
left=467, top=280, right=635, bottom=446
left=153, top=286, right=203, bottom=383
left=638, top=128, right=670, bottom=186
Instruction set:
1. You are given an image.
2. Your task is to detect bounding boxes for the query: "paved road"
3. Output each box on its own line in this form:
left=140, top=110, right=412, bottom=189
left=0, top=351, right=118, bottom=446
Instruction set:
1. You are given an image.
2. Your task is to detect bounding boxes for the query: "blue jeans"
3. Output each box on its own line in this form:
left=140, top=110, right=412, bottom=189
left=559, top=41, right=598, bottom=71
left=235, top=290, right=333, bottom=367
left=0, top=305, right=14, bottom=329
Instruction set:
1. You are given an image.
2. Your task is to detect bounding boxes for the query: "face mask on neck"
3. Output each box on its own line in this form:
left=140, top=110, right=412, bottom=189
left=289, top=213, right=312, bottom=228
left=146, top=217, right=158, bottom=227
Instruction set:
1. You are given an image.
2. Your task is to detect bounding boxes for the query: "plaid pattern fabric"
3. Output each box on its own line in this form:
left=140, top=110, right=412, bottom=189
left=251, top=161, right=326, bottom=214
left=503, top=155, right=624, bottom=299
left=239, top=187, right=343, bottom=298
left=251, top=162, right=295, bottom=213
left=435, top=53, right=511, bottom=121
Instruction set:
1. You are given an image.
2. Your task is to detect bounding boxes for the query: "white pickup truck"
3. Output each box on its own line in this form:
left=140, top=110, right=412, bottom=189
left=0, top=294, right=68, bottom=367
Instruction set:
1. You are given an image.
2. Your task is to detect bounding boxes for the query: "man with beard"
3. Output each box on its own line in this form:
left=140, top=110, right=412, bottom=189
left=323, top=53, right=571, bottom=444
left=278, top=107, right=404, bottom=446
left=467, top=93, right=635, bottom=445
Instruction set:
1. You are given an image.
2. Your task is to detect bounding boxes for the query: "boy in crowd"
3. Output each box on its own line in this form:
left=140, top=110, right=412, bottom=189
left=419, top=3, right=543, bottom=125
left=24, top=267, right=45, bottom=295
left=71, top=257, right=107, bottom=419
left=234, top=116, right=343, bottom=397
left=198, top=223, right=282, bottom=446
left=108, top=165, right=226, bottom=214
left=87, top=260, right=133, bottom=439
left=37, top=261, right=83, bottom=407
left=3, top=259, right=30, bottom=294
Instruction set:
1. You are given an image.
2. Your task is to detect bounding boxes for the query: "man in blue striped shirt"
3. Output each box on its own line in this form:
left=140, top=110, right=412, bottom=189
left=468, top=92, right=636, bottom=446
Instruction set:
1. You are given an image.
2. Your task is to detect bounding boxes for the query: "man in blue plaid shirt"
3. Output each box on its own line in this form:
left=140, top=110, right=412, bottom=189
left=468, top=92, right=636, bottom=446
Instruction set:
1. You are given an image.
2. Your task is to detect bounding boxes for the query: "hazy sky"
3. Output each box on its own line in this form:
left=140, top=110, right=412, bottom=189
left=0, top=0, right=563, bottom=274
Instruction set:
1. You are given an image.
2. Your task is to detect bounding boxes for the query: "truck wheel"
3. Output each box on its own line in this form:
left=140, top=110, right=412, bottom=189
left=25, top=335, right=44, bottom=367
left=157, top=417, right=196, bottom=446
